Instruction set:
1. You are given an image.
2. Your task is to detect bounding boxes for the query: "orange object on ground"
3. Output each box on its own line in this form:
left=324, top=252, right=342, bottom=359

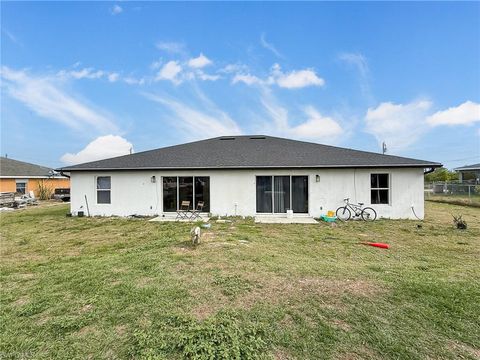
left=361, top=242, right=390, bottom=249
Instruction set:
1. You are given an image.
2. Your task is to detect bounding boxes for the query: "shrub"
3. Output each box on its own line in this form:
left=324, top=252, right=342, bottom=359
left=37, top=180, right=53, bottom=200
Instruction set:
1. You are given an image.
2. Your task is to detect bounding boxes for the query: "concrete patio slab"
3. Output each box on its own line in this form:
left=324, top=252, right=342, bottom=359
left=149, top=216, right=210, bottom=222
left=254, top=216, right=318, bottom=224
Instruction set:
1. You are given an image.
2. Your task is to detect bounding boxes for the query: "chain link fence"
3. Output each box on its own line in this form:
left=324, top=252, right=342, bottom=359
left=425, top=182, right=480, bottom=206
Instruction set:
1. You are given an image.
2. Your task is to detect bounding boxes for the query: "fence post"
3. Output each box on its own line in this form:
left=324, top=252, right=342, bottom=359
left=468, top=185, right=471, bottom=198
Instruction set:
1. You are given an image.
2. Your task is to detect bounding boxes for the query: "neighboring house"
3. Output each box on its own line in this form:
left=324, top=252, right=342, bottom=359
left=60, top=135, right=441, bottom=219
left=454, top=163, right=480, bottom=184
left=0, top=157, right=70, bottom=196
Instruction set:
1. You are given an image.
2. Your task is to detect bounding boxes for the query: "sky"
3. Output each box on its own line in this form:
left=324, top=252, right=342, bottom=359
left=1, top=2, right=479, bottom=169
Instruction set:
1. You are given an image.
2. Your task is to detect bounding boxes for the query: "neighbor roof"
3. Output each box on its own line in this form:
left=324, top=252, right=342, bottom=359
left=59, top=135, right=442, bottom=171
left=1, top=157, right=53, bottom=177
left=454, top=163, right=480, bottom=171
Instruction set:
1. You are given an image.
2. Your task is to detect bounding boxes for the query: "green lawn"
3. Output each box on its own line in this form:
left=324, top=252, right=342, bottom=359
left=1, top=202, right=479, bottom=359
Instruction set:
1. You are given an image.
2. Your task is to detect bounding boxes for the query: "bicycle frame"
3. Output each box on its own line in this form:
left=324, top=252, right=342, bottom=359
left=344, top=199, right=363, bottom=217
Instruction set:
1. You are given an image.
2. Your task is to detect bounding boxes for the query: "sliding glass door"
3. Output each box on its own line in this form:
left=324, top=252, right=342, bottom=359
left=162, top=177, right=177, bottom=212
left=256, top=175, right=308, bottom=214
left=256, top=176, right=272, bottom=213
left=274, top=176, right=290, bottom=213
left=292, top=176, right=308, bottom=213
left=163, top=176, right=210, bottom=212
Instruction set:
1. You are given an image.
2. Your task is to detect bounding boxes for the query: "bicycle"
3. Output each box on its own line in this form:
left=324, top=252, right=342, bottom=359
left=336, top=198, right=377, bottom=221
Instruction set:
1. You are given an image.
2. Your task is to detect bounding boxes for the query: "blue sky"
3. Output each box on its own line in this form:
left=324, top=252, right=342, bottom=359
left=1, top=2, right=479, bottom=169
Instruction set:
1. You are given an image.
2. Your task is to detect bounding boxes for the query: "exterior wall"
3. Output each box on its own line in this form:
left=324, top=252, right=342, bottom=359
left=0, top=178, right=70, bottom=197
left=70, top=167, right=425, bottom=219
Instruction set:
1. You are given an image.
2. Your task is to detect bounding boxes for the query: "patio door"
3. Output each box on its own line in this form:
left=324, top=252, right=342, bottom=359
left=256, top=175, right=308, bottom=214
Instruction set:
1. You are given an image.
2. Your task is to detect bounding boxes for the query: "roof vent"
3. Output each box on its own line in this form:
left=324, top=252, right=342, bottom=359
left=249, top=136, right=266, bottom=140
left=219, top=137, right=236, bottom=140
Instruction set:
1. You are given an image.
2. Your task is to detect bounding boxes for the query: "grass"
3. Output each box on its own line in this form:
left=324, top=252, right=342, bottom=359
left=425, top=193, right=480, bottom=208
left=1, top=202, right=479, bottom=359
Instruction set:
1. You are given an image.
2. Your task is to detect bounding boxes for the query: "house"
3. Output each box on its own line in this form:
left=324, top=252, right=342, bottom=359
left=454, top=163, right=480, bottom=184
left=0, top=157, right=70, bottom=196
left=59, top=135, right=441, bottom=219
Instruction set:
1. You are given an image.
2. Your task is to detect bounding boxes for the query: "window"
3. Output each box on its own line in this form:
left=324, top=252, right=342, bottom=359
left=371, top=174, right=389, bottom=204
left=16, top=180, right=27, bottom=194
left=97, top=176, right=111, bottom=204
left=162, top=176, right=210, bottom=212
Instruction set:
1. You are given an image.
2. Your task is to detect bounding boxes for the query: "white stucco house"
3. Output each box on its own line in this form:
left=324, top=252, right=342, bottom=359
left=59, top=135, right=441, bottom=219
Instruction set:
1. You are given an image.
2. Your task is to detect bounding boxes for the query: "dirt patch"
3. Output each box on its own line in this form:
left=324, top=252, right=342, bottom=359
left=76, top=325, right=98, bottom=336
left=135, top=277, right=154, bottom=288
left=80, top=304, right=94, bottom=313
left=331, top=318, right=351, bottom=332
left=272, top=347, right=294, bottom=359
left=115, top=324, right=127, bottom=336
left=448, top=340, right=480, bottom=358
left=13, top=296, right=29, bottom=307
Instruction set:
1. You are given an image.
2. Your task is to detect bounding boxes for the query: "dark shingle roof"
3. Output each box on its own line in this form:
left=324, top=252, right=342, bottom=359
left=1, top=157, right=53, bottom=177
left=59, top=135, right=442, bottom=171
left=454, top=163, right=480, bottom=171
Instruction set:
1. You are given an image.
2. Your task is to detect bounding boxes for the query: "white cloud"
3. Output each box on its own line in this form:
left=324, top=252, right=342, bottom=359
left=61, top=135, right=133, bottom=165
left=124, top=76, right=145, bottom=85
left=69, top=68, right=104, bottom=79
left=110, top=4, right=123, bottom=15
left=271, top=64, right=325, bottom=89
left=144, top=93, right=242, bottom=139
left=365, top=100, right=432, bottom=150
left=195, top=70, right=220, bottom=81
left=426, top=101, right=480, bottom=126
left=150, top=59, right=163, bottom=70
left=289, top=106, right=344, bottom=139
left=155, top=61, right=182, bottom=84
left=339, top=52, right=372, bottom=100
left=107, top=72, right=120, bottom=82
left=155, top=41, right=186, bottom=55
left=260, top=33, right=284, bottom=59
left=260, top=91, right=343, bottom=142
left=219, top=63, right=249, bottom=74
left=188, top=53, right=212, bottom=68
left=1, top=66, right=119, bottom=134
left=232, top=73, right=263, bottom=86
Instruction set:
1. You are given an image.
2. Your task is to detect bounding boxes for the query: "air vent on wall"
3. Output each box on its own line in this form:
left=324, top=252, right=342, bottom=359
left=249, top=136, right=266, bottom=140
left=219, top=137, right=236, bottom=140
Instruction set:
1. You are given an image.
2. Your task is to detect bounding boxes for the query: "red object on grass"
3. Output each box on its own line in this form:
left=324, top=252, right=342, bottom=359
left=361, top=242, right=390, bottom=249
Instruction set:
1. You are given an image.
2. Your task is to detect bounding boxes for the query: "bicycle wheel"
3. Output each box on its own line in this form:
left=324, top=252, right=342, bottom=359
left=336, top=206, right=351, bottom=221
left=361, top=207, right=377, bottom=221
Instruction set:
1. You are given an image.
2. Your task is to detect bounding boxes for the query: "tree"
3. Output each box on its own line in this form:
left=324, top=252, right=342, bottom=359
left=424, top=167, right=459, bottom=182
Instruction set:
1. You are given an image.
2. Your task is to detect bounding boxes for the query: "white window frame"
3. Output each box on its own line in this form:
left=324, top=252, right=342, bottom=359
left=15, top=179, right=28, bottom=194
left=370, top=173, right=390, bottom=205
left=96, top=176, right=111, bottom=204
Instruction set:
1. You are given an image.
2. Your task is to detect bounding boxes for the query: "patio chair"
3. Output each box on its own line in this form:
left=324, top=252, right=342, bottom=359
left=189, top=201, right=205, bottom=221
left=176, top=201, right=191, bottom=220
left=21, top=191, right=38, bottom=205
